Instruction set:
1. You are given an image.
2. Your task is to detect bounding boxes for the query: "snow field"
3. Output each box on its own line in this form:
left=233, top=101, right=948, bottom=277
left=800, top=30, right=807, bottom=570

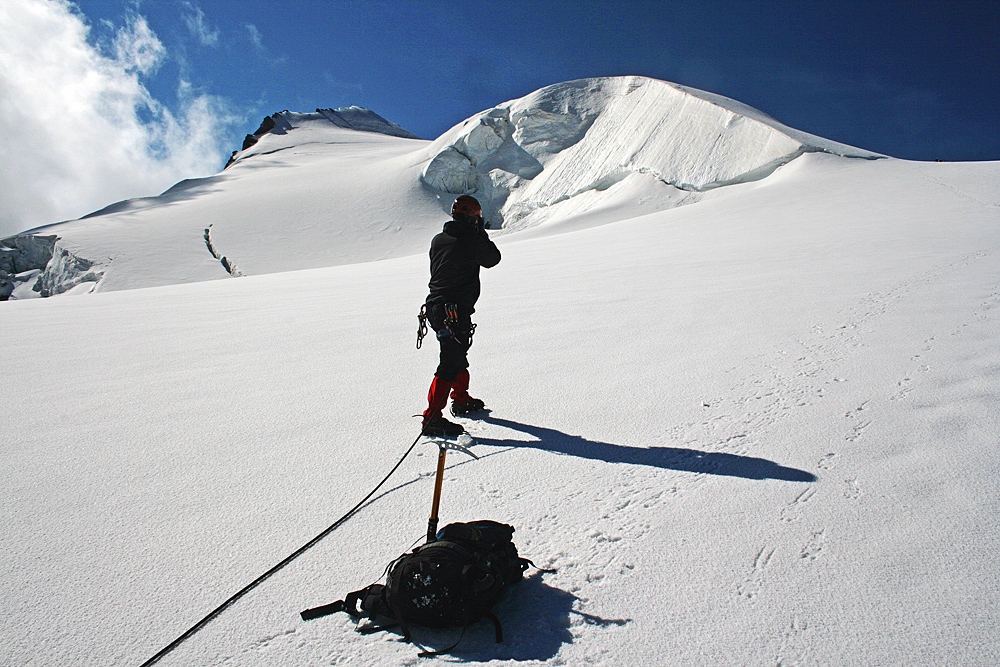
left=2, top=79, right=999, bottom=666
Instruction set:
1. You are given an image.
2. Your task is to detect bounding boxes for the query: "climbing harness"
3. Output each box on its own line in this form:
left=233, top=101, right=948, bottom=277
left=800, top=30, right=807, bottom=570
left=442, top=302, right=477, bottom=347
left=417, top=303, right=477, bottom=349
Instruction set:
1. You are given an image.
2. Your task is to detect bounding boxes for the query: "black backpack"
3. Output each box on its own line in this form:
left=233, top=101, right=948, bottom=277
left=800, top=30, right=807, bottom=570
left=301, top=520, right=543, bottom=655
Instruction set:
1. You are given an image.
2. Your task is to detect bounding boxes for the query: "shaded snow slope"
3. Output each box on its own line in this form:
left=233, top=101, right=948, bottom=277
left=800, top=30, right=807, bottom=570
left=420, top=76, right=882, bottom=231
left=10, top=77, right=892, bottom=296
left=2, top=153, right=998, bottom=666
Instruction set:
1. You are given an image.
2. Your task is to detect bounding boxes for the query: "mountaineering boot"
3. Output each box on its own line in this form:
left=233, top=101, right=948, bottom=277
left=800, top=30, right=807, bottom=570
left=448, top=369, right=485, bottom=416
left=451, top=397, right=486, bottom=417
left=422, top=416, right=466, bottom=437
left=423, top=375, right=465, bottom=436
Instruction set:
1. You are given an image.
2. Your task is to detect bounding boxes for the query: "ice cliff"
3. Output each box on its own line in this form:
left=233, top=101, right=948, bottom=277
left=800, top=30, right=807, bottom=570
left=1, top=235, right=104, bottom=300
left=420, top=76, right=883, bottom=230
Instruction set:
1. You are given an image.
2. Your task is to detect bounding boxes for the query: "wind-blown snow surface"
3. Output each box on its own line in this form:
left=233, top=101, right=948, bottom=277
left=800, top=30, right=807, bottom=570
left=2, top=80, right=1000, bottom=666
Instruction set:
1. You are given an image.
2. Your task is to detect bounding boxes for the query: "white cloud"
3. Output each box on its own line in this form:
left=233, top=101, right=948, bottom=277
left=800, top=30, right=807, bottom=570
left=181, top=1, right=220, bottom=47
left=0, top=0, right=238, bottom=237
left=245, top=23, right=288, bottom=67
left=114, top=11, right=166, bottom=73
left=245, top=23, right=264, bottom=50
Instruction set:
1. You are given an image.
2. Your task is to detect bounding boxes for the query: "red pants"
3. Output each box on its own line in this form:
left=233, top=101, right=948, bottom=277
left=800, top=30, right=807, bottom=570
left=423, top=369, right=471, bottom=421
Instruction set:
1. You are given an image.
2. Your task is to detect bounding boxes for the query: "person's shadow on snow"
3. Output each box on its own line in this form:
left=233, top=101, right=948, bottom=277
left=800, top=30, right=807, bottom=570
left=387, top=572, right=629, bottom=661
left=475, top=414, right=816, bottom=482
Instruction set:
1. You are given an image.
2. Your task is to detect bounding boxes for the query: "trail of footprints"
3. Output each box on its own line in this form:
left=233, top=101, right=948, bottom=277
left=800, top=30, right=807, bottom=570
left=665, top=256, right=991, bottom=466
left=467, top=254, right=998, bottom=655
left=779, top=487, right=816, bottom=523
left=735, top=255, right=999, bottom=667
left=799, top=530, right=826, bottom=563
left=737, top=546, right=775, bottom=600
left=567, top=255, right=996, bottom=608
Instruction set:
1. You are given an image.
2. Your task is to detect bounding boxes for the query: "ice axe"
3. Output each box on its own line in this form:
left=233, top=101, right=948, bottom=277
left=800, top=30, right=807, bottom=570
left=425, top=435, right=478, bottom=543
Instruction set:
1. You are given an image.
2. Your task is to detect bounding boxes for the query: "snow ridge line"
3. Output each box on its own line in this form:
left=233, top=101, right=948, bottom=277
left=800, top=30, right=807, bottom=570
left=203, top=226, right=244, bottom=277
left=504, top=145, right=874, bottom=226
left=637, top=145, right=880, bottom=194
left=422, top=76, right=886, bottom=233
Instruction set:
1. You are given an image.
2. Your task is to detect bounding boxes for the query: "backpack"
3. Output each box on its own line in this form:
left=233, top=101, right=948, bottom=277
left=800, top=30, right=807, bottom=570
left=301, top=520, right=543, bottom=655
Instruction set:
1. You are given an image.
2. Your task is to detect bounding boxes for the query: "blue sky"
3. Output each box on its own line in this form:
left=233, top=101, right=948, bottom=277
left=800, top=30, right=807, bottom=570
left=1, top=0, right=997, bottom=235
left=80, top=0, right=997, bottom=161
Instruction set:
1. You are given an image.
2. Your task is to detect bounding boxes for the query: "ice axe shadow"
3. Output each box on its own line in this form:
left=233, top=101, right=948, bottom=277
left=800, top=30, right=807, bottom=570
left=477, top=415, right=817, bottom=482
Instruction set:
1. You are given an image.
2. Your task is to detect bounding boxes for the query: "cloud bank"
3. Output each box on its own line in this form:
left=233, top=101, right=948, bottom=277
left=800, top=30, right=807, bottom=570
left=0, top=0, right=237, bottom=237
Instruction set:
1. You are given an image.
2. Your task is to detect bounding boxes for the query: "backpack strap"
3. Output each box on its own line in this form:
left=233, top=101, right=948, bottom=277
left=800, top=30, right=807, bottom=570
left=299, top=582, right=389, bottom=622
left=415, top=609, right=504, bottom=658
left=485, top=611, right=504, bottom=642
left=299, top=600, right=347, bottom=621
left=386, top=560, right=416, bottom=643
left=520, top=557, right=556, bottom=574
left=417, top=626, right=467, bottom=658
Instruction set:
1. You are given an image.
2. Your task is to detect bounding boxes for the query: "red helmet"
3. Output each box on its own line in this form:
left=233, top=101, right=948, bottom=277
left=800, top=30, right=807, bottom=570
left=451, top=195, right=482, bottom=219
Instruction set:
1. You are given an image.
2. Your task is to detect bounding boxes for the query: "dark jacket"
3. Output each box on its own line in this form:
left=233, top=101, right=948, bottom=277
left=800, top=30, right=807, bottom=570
left=426, top=218, right=501, bottom=312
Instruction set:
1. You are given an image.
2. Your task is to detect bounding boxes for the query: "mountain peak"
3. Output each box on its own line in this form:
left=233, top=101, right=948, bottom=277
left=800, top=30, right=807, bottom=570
left=420, top=76, right=883, bottom=230
left=227, top=106, right=420, bottom=167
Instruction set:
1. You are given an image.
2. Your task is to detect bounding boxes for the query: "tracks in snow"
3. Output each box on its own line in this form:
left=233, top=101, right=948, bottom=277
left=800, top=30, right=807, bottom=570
left=204, top=250, right=998, bottom=666
left=725, top=249, right=998, bottom=663
left=457, top=250, right=997, bottom=663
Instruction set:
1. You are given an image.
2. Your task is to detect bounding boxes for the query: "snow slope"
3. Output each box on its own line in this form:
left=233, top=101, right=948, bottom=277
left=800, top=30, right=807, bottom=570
left=421, top=76, right=881, bottom=233
left=14, top=108, right=442, bottom=293
left=7, top=77, right=881, bottom=296
left=2, top=78, right=999, bottom=666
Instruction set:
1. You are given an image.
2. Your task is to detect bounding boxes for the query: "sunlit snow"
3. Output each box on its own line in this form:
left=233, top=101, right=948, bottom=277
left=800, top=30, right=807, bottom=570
left=2, top=77, right=998, bottom=666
